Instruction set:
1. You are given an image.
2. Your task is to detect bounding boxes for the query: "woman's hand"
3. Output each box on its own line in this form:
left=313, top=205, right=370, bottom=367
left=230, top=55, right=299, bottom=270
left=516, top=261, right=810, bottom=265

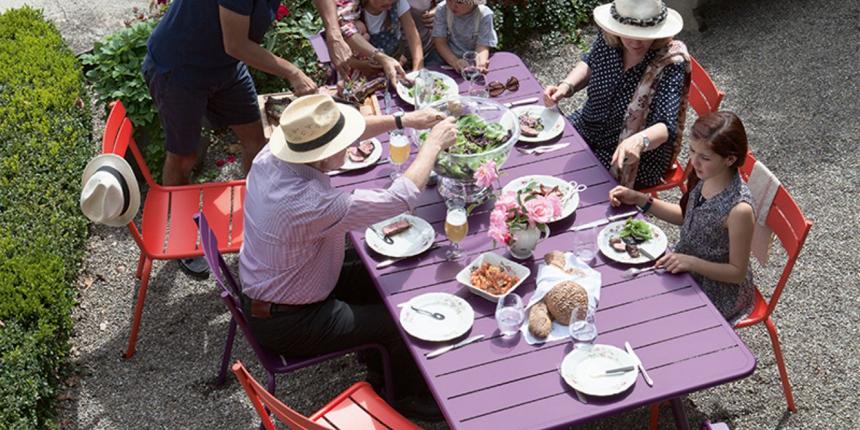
left=608, top=186, right=646, bottom=207
left=425, top=117, right=457, bottom=152
left=289, top=71, right=318, bottom=96
left=611, top=135, right=646, bottom=172
left=656, top=252, right=694, bottom=274
left=403, top=108, right=446, bottom=129
left=421, top=7, right=436, bottom=26
left=378, top=53, right=407, bottom=87
left=543, top=84, right=568, bottom=107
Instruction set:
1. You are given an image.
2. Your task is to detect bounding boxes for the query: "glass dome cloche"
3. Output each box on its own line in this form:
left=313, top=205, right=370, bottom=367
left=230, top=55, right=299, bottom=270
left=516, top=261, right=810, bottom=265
left=417, top=96, right=520, bottom=203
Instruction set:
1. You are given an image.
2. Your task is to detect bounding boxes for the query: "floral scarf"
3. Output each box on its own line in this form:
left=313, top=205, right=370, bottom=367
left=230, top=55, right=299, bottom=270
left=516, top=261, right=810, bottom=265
left=611, top=40, right=692, bottom=188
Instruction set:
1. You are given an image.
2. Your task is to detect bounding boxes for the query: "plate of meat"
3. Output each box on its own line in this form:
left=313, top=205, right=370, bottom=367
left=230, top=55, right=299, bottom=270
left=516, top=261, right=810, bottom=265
left=511, top=105, right=564, bottom=143
left=341, top=138, right=382, bottom=171
left=501, top=175, right=587, bottom=222
left=597, top=219, right=668, bottom=264
left=365, top=213, right=435, bottom=258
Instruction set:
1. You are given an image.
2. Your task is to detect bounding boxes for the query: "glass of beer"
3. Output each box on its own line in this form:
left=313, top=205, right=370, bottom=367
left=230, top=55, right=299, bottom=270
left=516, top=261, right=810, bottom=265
left=388, top=129, right=410, bottom=181
left=444, top=202, right=468, bottom=260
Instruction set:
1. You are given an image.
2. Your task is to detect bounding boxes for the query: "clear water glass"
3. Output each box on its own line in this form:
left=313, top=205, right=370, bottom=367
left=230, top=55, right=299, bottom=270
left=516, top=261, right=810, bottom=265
left=469, top=74, right=489, bottom=98
left=568, top=302, right=597, bottom=348
left=413, top=68, right=433, bottom=109
left=460, top=51, right=480, bottom=81
left=574, top=224, right=598, bottom=264
left=495, top=293, right=525, bottom=336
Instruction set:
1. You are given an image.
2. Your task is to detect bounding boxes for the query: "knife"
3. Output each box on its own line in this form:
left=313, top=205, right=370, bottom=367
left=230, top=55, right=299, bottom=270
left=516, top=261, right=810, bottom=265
left=326, top=159, right=390, bottom=176
left=570, top=210, right=638, bottom=232
left=590, top=365, right=635, bottom=378
left=383, top=80, right=393, bottom=115
left=376, top=243, right=440, bottom=269
left=638, top=246, right=656, bottom=261
left=504, top=97, right=539, bottom=108
left=625, top=341, right=654, bottom=387
left=425, top=334, right=484, bottom=359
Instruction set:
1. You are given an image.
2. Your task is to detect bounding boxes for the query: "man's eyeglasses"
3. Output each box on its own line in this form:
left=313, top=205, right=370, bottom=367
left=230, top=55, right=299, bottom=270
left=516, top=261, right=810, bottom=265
left=488, top=76, right=519, bottom=97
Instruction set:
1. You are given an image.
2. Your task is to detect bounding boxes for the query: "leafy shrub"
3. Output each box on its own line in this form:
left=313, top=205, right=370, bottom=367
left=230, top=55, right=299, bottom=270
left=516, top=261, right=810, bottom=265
left=489, top=0, right=600, bottom=48
left=0, top=6, right=92, bottom=428
left=80, top=7, right=166, bottom=174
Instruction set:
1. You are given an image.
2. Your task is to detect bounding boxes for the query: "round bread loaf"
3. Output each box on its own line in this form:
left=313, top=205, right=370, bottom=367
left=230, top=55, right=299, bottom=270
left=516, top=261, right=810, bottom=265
left=545, top=281, right=588, bottom=325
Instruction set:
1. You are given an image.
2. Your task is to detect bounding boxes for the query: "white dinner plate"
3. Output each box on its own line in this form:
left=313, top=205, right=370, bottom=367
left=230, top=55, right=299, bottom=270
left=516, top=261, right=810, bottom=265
left=559, top=344, right=637, bottom=397
left=511, top=105, right=565, bottom=143
left=399, top=292, right=475, bottom=342
left=597, top=220, right=668, bottom=264
left=340, top=138, right=382, bottom=171
left=396, top=70, right=459, bottom=106
left=365, top=213, right=435, bottom=258
left=501, top=175, right=585, bottom=223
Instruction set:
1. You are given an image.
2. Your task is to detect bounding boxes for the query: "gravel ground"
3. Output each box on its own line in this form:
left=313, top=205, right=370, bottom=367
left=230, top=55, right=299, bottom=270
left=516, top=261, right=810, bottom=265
left=52, top=0, right=859, bottom=428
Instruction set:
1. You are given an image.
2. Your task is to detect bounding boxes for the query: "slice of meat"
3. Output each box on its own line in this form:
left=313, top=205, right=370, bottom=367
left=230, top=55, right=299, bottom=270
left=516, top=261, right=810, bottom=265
left=610, top=237, right=626, bottom=252
left=625, top=243, right=641, bottom=258
left=382, top=219, right=411, bottom=237
left=520, top=124, right=540, bottom=137
left=347, top=147, right=365, bottom=163
left=357, top=140, right=375, bottom=157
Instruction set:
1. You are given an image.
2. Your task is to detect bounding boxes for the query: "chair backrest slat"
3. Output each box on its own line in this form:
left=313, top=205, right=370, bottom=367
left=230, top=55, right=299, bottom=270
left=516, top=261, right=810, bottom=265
left=232, top=361, right=328, bottom=430
left=689, top=57, right=725, bottom=116
left=102, top=102, right=158, bottom=188
left=102, top=101, right=127, bottom=154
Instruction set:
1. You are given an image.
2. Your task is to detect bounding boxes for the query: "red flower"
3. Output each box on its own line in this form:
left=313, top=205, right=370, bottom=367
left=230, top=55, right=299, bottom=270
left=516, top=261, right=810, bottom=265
left=215, top=159, right=226, bottom=167
left=226, top=155, right=237, bottom=163
left=276, top=4, right=289, bottom=21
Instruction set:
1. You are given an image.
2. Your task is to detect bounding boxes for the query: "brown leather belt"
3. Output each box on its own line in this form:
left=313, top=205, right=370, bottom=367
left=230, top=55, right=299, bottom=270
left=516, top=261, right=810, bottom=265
left=242, top=294, right=305, bottom=319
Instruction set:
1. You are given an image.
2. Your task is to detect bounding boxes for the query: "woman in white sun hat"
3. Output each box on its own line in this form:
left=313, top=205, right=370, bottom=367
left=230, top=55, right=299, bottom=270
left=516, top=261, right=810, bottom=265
left=239, top=93, right=456, bottom=419
left=545, top=0, right=691, bottom=190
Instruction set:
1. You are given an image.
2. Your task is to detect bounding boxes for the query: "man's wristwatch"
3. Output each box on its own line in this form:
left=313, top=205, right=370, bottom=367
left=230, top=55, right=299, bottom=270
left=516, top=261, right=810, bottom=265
left=393, top=111, right=404, bottom=129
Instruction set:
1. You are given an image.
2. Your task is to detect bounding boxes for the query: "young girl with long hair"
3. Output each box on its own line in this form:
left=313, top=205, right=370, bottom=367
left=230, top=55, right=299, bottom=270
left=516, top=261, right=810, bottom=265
left=608, top=111, right=755, bottom=323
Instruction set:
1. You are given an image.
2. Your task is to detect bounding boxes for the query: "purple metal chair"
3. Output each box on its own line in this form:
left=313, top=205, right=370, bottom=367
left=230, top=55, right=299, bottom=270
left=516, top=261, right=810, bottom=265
left=193, top=213, right=394, bottom=401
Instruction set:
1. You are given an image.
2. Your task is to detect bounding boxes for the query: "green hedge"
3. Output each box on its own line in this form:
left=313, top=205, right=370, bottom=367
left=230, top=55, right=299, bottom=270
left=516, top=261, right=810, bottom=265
left=0, top=6, right=93, bottom=429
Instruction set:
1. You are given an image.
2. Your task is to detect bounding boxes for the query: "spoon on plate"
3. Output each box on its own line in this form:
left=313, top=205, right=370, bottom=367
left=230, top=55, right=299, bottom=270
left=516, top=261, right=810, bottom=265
left=411, top=306, right=446, bottom=320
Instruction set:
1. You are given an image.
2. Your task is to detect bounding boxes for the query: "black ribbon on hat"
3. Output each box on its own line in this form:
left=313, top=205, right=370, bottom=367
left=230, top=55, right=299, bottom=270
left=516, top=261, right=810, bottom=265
left=96, top=165, right=130, bottom=215
left=286, top=113, right=346, bottom=153
left=611, top=3, right=668, bottom=28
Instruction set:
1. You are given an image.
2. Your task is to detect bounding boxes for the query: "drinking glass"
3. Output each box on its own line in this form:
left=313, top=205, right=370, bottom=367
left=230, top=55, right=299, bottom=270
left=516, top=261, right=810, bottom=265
left=444, top=202, right=468, bottom=260
left=495, top=293, right=525, bottom=337
left=388, top=129, right=410, bottom=181
left=574, top=224, right=598, bottom=265
left=568, top=302, right=597, bottom=348
left=413, top=68, right=433, bottom=109
left=468, top=74, right=489, bottom=98
left=460, top=51, right=480, bottom=81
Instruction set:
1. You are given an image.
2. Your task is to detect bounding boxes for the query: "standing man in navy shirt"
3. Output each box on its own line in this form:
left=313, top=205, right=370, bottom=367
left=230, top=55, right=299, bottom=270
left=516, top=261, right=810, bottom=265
left=144, top=0, right=348, bottom=275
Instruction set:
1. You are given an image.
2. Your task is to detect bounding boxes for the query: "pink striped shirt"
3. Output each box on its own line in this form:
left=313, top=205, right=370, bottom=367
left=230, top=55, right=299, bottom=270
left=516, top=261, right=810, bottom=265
left=239, top=145, right=420, bottom=304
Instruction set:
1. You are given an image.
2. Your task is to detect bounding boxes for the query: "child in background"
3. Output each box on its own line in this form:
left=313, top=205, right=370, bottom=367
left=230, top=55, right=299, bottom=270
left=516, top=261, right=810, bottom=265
left=608, top=112, right=756, bottom=324
left=432, top=0, right=497, bottom=74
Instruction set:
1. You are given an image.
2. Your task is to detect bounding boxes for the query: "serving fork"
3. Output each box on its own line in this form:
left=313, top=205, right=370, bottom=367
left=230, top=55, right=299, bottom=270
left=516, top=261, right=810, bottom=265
left=515, top=142, right=570, bottom=155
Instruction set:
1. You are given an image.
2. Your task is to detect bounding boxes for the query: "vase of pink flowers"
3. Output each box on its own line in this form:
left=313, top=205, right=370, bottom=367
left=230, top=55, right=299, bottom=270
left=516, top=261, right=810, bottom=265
left=488, top=184, right=562, bottom=260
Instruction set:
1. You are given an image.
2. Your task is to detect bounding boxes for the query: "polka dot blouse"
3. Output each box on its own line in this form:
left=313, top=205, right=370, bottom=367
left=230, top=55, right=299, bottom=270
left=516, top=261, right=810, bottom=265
left=568, top=32, right=687, bottom=189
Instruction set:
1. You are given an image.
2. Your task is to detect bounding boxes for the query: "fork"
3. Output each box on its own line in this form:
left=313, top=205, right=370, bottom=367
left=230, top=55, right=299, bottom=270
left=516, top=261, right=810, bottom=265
left=515, top=142, right=570, bottom=155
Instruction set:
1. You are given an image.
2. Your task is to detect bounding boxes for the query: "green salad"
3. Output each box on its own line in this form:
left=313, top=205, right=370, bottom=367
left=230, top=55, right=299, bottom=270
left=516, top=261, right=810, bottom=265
left=619, top=219, right=652, bottom=242
left=406, top=77, right=449, bottom=103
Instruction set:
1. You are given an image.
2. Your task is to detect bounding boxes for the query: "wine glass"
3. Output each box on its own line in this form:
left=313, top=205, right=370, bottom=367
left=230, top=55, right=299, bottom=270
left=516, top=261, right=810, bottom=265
left=495, top=293, right=525, bottom=337
left=468, top=74, right=489, bottom=98
left=568, top=302, right=597, bottom=349
left=388, top=129, right=410, bottom=181
left=444, top=201, right=468, bottom=260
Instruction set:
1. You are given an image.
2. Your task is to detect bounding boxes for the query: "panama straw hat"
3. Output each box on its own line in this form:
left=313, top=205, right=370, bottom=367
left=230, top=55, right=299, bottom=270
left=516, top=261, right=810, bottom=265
left=593, top=0, right=684, bottom=41
left=80, top=154, right=141, bottom=227
left=269, top=94, right=366, bottom=164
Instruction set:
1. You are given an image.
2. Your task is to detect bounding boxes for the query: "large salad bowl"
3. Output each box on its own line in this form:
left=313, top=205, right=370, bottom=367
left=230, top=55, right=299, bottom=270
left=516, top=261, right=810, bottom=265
left=419, top=96, right=520, bottom=203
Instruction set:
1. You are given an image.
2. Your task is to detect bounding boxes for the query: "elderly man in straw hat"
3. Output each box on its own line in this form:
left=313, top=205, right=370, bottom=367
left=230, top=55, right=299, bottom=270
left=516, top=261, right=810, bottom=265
left=545, top=0, right=691, bottom=190
left=239, top=94, right=455, bottom=418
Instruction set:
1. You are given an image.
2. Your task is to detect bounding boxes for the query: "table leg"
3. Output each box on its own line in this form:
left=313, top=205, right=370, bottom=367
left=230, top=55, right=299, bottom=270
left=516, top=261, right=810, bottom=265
left=670, top=397, right=691, bottom=430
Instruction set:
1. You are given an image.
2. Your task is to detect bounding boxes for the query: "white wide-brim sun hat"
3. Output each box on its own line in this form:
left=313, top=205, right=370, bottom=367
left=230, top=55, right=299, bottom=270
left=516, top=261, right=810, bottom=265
left=269, top=94, right=366, bottom=164
left=593, top=0, right=684, bottom=41
left=80, top=153, right=141, bottom=227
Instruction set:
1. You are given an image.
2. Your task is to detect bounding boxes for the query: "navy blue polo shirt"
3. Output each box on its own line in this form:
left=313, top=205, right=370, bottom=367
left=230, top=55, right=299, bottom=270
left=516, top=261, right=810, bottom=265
left=145, top=0, right=280, bottom=85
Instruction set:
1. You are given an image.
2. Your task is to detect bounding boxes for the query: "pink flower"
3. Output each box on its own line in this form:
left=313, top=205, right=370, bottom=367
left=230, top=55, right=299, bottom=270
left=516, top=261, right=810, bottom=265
left=488, top=223, right=511, bottom=245
left=524, top=196, right=559, bottom=225
left=226, top=155, right=237, bottom=163
left=494, top=191, right=518, bottom=214
left=276, top=4, right=290, bottom=21
left=473, top=160, right=498, bottom=189
left=545, top=193, right=563, bottom=217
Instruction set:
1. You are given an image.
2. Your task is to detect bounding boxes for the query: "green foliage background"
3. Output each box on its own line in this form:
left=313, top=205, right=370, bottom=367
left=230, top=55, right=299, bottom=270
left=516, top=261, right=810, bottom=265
left=0, top=6, right=93, bottom=429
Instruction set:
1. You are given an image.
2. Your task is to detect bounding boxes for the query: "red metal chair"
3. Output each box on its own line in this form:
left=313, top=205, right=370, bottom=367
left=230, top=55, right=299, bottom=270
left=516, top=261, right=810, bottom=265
left=640, top=56, right=726, bottom=196
left=649, top=151, right=811, bottom=427
left=232, top=360, right=421, bottom=430
left=101, top=101, right=246, bottom=358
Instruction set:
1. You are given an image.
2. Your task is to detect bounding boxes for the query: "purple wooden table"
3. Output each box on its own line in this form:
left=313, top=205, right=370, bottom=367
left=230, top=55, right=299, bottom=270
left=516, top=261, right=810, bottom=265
left=332, top=52, right=756, bottom=430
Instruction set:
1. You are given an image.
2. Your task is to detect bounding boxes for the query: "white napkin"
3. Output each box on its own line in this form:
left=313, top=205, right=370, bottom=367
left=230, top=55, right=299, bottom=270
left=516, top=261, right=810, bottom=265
left=747, top=161, right=780, bottom=266
left=520, top=253, right=602, bottom=345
